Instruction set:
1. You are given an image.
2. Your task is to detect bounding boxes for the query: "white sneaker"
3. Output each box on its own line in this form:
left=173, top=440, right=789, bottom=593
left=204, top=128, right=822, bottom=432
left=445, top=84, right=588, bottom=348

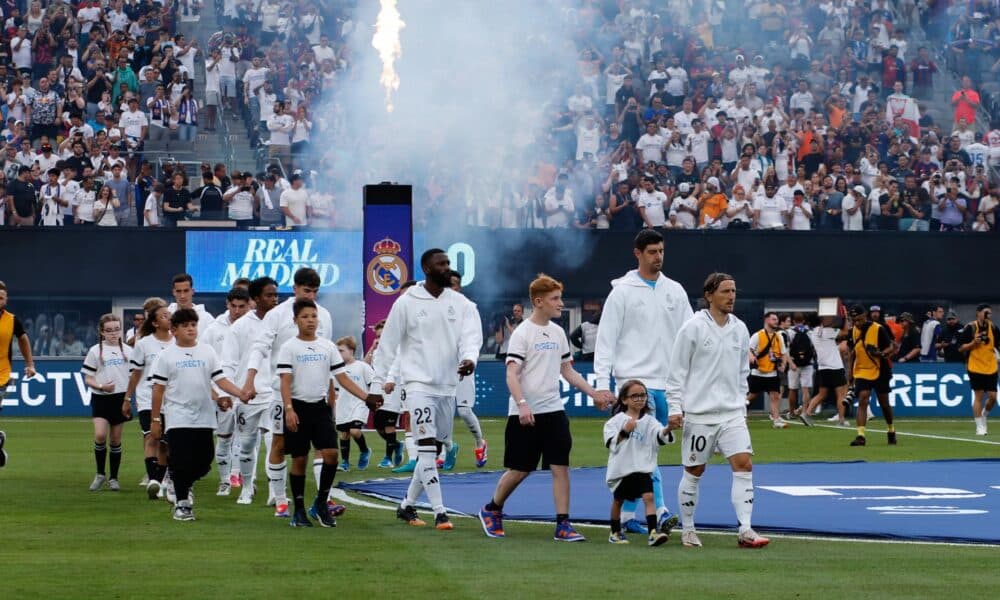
left=838, top=420, right=851, bottom=427
left=107, top=479, right=121, bottom=492
left=146, top=480, right=161, bottom=500
left=217, top=482, right=231, bottom=496
left=772, top=418, right=789, bottom=429
left=681, top=530, right=702, bottom=547
left=826, top=414, right=841, bottom=422
left=737, top=528, right=770, bottom=548
left=166, top=480, right=177, bottom=504
left=89, top=474, right=107, bottom=491
left=266, top=495, right=276, bottom=507
left=237, top=486, right=254, bottom=505
left=138, top=474, right=149, bottom=487
left=867, top=407, right=875, bottom=420
left=976, top=423, right=988, bottom=436
left=812, top=405, right=822, bottom=416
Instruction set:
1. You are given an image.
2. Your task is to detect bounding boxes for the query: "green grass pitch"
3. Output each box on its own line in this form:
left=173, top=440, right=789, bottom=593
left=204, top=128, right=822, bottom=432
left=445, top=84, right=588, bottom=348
left=0, top=416, right=996, bottom=599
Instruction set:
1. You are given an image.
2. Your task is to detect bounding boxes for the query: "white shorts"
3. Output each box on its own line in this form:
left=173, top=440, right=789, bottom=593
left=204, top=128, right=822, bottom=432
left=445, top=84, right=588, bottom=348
left=216, top=404, right=235, bottom=435
left=381, top=385, right=406, bottom=414
left=787, top=365, right=815, bottom=390
left=335, top=398, right=370, bottom=427
left=407, top=391, right=455, bottom=444
left=237, top=401, right=271, bottom=436
left=681, top=417, right=753, bottom=467
left=455, top=375, right=476, bottom=409
left=269, top=396, right=285, bottom=435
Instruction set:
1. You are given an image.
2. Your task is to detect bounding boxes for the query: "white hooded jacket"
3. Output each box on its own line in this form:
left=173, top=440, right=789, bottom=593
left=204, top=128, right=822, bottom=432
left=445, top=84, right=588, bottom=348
left=167, top=302, right=215, bottom=340
left=594, top=270, right=693, bottom=390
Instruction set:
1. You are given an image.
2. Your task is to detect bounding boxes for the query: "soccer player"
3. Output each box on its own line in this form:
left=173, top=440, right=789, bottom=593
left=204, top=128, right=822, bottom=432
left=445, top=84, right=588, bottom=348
left=478, top=274, right=600, bottom=542
left=277, top=300, right=371, bottom=527
left=150, top=309, right=247, bottom=521
left=665, top=273, right=769, bottom=549
left=202, top=287, right=250, bottom=497
left=245, top=267, right=333, bottom=518
left=167, top=273, right=215, bottom=340
left=368, top=249, right=482, bottom=531
left=125, top=298, right=172, bottom=498
left=446, top=269, right=487, bottom=469
left=958, top=304, right=999, bottom=435
left=845, top=304, right=897, bottom=446
left=379, top=280, right=421, bottom=473
left=334, top=336, right=374, bottom=471
left=222, top=276, right=280, bottom=505
left=0, top=280, right=36, bottom=468
left=747, top=312, right=790, bottom=429
left=82, top=314, right=132, bottom=492
left=594, top=229, right=690, bottom=535
left=367, top=319, right=402, bottom=468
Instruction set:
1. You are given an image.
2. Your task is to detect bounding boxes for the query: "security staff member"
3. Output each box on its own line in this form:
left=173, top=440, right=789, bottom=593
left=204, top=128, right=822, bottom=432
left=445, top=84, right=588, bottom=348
left=7, top=165, right=37, bottom=226
left=958, top=304, right=1000, bottom=436
left=846, top=304, right=897, bottom=447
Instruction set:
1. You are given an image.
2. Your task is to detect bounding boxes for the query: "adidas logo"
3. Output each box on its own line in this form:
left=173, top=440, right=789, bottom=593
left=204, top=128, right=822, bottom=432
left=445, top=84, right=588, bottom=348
left=681, top=501, right=695, bottom=508
left=427, top=477, right=439, bottom=485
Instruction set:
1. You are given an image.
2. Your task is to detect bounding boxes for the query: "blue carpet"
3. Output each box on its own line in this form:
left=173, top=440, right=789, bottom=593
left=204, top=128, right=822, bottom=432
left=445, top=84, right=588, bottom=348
left=340, top=460, right=1000, bottom=544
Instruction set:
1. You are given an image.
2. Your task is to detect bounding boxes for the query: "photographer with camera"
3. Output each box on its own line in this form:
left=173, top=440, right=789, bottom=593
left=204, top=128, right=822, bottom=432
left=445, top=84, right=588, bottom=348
left=223, top=171, right=257, bottom=228
left=958, top=304, right=1000, bottom=436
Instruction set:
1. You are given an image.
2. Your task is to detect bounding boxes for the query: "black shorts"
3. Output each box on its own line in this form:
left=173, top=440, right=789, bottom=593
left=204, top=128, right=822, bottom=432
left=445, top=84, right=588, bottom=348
left=748, top=375, right=780, bottom=394
left=613, top=472, right=654, bottom=502
left=336, top=420, right=365, bottom=433
left=284, top=399, right=337, bottom=457
left=817, top=369, right=848, bottom=390
left=166, top=427, right=214, bottom=482
left=503, top=410, right=572, bottom=472
left=91, top=393, right=129, bottom=425
left=138, top=410, right=152, bottom=436
left=374, top=409, right=400, bottom=431
left=968, top=371, right=999, bottom=392
left=854, top=372, right=891, bottom=395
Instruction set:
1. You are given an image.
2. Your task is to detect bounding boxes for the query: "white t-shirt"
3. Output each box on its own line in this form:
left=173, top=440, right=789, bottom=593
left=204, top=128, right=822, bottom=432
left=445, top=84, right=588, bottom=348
left=280, top=187, right=310, bottom=226
left=754, top=194, right=786, bottom=229
left=604, top=412, right=669, bottom=490
left=275, top=337, right=347, bottom=402
left=842, top=194, right=864, bottom=230
left=144, top=192, right=162, bottom=226
left=130, top=335, right=173, bottom=411
left=809, top=326, right=844, bottom=370
left=225, top=186, right=255, bottom=221
left=965, top=143, right=989, bottom=168
left=243, top=67, right=269, bottom=97
left=334, top=360, right=373, bottom=425
left=670, top=195, right=698, bottom=229
left=118, top=109, right=149, bottom=138
left=82, top=342, right=132, bottom=394
left=637, top=189, right=668, bottom=226
left=74, top=189, right=96, bottom=222
left=151, top=343, right=226, bottom=431
left=11, top=36, right=31, bottom=69
left=789, top=201, right=813, bottom=230
left=687, top=130, right=710, bottom=164
left=505, top=320, right=571, bottom=416
left=267, top=113, right=294, bottom=146
left=204, top=58, right=221, bottom=93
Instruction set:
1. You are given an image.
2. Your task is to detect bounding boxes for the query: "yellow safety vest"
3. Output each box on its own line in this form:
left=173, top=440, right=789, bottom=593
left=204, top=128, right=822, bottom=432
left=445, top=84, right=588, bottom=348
left=0, top=310, right=15, bottom=386
left=852, top=323, right=883, bottom=380
left=754, top=329, right=782, bottom=374
left=967, top=322, right=998, bottom=376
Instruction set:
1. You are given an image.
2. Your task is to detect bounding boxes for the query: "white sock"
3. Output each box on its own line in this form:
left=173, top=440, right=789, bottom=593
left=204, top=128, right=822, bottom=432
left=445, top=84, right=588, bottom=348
left=458, top=406, right=484, bottom=445
left=416, top=447, right=444, bottom=514
left=229, top=438, right=241, bottom=477
left=678, top=471, right=701, bottom=531
left=976, top=415, right=986, bottom=428
left=215, top=435, right=233, bottom=483
left=404, top=431, right=417, bottom=462
left=403, top=473, right=423, bottom=508
left=620, top=510, right=636, bottom=522
left=267, top=461, right=287, bottom=503
left=313, top=458, right=323, bottom=490
left=732, top=471, right=754, bottom=534
left=239, top=429, right=259, bottom=484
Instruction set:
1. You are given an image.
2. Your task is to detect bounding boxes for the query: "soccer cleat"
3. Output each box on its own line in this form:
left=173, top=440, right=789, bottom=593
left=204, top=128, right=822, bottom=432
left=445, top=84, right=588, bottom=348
left=172, top=503, right=195, bottom=522
left=146, top=480, right=161, bottom=500
left=737, top=528, right=770, bottom=548
left=648, top=531, right=669, bottom=547
left=393, top=444, right=404, bottom=467
left=975, top=422, right=988, bottom=436
left=826, top=414, right=841, bottom=422
left=435, top=513, right=454, bottom=530
left=89, top=474, right=107, bottom=492
left=229, top=473, right=242, bottom=489
left=392, top=459, right=417, bottom=473
left=623, top=518, right=648, bottom=534
left=799, top=412, right=814, bottom=427
left=289, top=509, right=313, bottom=528
left=887, top=431, right=897, bottom=445
left=358, top=449, right=372, bottom=470
left=474, top=440, right=488, bottom=468
left=443, top=443, right=459, bottom=471
left=478, top=507, right=505, bottom=538
left=138, top=474, right=148, bottom=487
left=0, top=430, right=6, bottom=468
left=217, top=482, right=231, bottom=496
left=396, top=504, right=426, bottom=526
left=107, top=479, right=121, bottom=492
left=377, top=457, right=393, bottom=468
left=266, top=495, right=276, bottom=507
left=850, top=435, right=866, bottom=446
left=837, top=420, right=851, bottom=427
left=658, top=512, right=679, bottom=536
left=327, top=501, right=346, bottom=517
left=237, top=486, right=254, bottom=505
left=608, top=532, right=629, bottom=544
left=312, top=499, right=337, bottom=528
left=274, top=502, right=290, bottom=518
left=771, top=418, right=789, bottom=429
left=681, top=530, right=703, bottom=547
left=553, top=521, right=586, bottom=542
left=338, top=460, right=350, bottom=472
left=165, top=480, right=177, bottom=504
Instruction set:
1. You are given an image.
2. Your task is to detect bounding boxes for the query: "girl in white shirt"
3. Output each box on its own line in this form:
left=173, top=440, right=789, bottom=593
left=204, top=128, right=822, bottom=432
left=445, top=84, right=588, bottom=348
left=93, top=184, right=120, bottom=226
left=82, top=314, right=133, bottom=492
left=604, top=379, right=674, bottom=546
left=144, top=183, right=164, bottom=226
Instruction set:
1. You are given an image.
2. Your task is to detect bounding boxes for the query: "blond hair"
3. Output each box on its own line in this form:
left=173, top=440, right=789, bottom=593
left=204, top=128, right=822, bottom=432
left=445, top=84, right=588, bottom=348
left=528, top=273, right=563, bottom=300
left=336, top=336, right=358, bottom=352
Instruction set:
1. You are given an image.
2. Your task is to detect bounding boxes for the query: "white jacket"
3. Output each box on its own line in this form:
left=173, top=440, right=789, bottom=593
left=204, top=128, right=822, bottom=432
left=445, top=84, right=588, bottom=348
left=594, top=270, right=693, bottom=390
left=371, top=284, right=482, bottom=397
left=221, top=310, right=273, bottom=404
left=666, top=309, right=750, bottom=424
left=167, top=302, right=215, bottom=340
left=248, top=297, right=333, bottom=387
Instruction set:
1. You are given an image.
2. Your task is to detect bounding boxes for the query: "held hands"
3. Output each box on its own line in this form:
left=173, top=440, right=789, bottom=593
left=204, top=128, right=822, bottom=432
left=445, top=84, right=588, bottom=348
left=365, top=394, right=384, bottom=410
left=240, top=381, right=256, bottom=402
left=595, top=389, right=616, bottom=410
left=457, top=360, right=476, bottom=377
left=285, top=408, right=299, bottom=432
left=382, top=382, right=395, bottom=394
left=518, top=401, right=535, bottom=426
left=121, top=399, right=132, bottom=419
left=668, top=414, right=683, bottom=430
left=150, top=420, right=162, bottom=442
left=216, top=396, right=233, bottom=411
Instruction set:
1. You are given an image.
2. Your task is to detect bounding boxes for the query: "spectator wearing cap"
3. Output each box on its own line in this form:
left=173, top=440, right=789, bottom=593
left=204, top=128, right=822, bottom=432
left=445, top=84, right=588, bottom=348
left=936, top=181, right=968, bottom=231
left=543, top=173, right=574, bottom=229
left=697, top=176, right=727, bottom=229
left=7, top=165, right=37, bottom=226
left=279, top=173, right=310, bottom=229
left=257, top=172, right=284, bottom=227
left=950, top=76, right=980, bottom=129
left=894, top=313, right=921, bottom=363
left=940, top=311, right=965, bottom=363
left=789, top=189, right=814, bottom=231
left=669, top=181, right=698, bottom=229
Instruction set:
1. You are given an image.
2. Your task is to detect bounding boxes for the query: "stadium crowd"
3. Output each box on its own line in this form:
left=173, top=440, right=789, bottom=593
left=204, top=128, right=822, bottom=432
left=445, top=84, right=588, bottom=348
left=0, top=0, right=998, bottom=230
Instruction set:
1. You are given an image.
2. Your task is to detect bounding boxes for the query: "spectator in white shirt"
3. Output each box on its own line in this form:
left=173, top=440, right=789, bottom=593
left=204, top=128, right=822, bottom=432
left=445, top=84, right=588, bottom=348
left=843, top=186, right=866, bottom=230
left=754, top=182, right=788, bottom=229
left=266, top=101, right=294, bottom=166
left=280, top=173, right=311, bottom=228
left=543, top=174, right=575, bottom=228
left=636, top=176, right=668, bottom=227
left=635, top=122, right=665, bottom=165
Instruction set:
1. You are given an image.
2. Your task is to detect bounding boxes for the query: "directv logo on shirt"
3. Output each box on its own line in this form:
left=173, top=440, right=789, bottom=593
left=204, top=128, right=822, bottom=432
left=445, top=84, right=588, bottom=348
left=534, top=342, right=560, bottom=351
left=175, top=359, right=208, bottom=369
left=103, top=358, right=126, bottom=367
left=296, top=353, right=326, bottom=363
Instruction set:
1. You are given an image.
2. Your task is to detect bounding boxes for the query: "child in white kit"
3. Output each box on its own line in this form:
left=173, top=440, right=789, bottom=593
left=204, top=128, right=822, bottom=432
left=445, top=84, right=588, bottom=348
left=604, top=379, right=675, bottom=546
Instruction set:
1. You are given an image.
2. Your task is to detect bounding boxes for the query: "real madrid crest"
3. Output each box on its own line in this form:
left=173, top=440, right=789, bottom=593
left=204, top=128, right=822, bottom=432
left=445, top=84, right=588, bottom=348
left=367, top=237, right=408, bottom=296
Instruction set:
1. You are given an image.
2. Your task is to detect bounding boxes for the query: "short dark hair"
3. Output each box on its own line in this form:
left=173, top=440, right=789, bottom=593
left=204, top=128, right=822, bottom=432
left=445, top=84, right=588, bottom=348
left=232, top=277, right=251, bottom=289
left=634, top=229, right=663, bottom=251
left=421, top=248, right=447, bottom=269
left=293, top=299, right=317, bottom=317
left=226, top=287, right=250, bottom=303
left=172, top=273, right=193, bottom=287
left=764, top=311, right=778, bottom=320
left=293, top=267, right=321, bottom=288
left=170, top=307, right=199, bottom=327
left=248, top=276, right=278, bottom=300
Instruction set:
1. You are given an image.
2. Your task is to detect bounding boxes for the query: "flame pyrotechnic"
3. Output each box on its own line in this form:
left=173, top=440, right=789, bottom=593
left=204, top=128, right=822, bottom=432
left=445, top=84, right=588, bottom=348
left=372, top=0, right=405, bottom=113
